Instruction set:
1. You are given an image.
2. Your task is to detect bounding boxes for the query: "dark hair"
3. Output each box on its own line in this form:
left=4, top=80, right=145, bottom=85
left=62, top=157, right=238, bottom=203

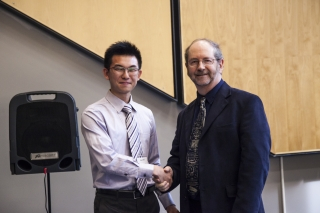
left=184, top=38, right=223, bottom=62
left=104, top=41, right=142, bottom=69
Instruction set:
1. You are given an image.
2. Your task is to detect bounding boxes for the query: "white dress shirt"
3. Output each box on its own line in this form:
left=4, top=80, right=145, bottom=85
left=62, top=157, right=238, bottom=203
left=81, top=90, right=174, bottom=208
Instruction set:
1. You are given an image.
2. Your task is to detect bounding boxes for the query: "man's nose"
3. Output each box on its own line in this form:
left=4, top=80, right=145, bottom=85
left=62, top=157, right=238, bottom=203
left=121, top=70, right=130, bottom=78
left=197, top=60, right=206, bottom=69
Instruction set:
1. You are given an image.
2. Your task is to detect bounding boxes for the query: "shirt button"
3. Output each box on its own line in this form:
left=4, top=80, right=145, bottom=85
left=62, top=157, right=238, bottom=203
left=144, top=174, right=146, bottom=177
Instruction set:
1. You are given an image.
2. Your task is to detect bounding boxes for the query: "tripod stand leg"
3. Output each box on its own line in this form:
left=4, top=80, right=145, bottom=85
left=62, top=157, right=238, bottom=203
left=48, top=172, right=51, bottom=213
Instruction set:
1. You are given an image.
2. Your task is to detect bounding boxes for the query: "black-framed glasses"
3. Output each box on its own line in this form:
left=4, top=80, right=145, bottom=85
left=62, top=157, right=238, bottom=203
left=110, top=66, right=139, bottom=74
left=188, top=58, right=218, bottom=67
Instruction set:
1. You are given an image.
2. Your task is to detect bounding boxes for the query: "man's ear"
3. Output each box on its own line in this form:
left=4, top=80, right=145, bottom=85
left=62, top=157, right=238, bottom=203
left=137, top=70, right=142, bottom=81
left=103, top=68, right=110, bottom=80
left=219, top=59, right=224, bottom=74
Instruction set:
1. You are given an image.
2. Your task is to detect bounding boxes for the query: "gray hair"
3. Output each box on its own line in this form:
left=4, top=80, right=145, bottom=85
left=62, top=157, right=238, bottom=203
left=184, top=38, right=224, bottom=62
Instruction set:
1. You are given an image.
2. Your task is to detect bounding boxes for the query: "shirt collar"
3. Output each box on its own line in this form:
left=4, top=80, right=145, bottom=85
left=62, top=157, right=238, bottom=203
left=196, top=79, right=224, bottom=105
left=105, top=90, right=138, bottom=113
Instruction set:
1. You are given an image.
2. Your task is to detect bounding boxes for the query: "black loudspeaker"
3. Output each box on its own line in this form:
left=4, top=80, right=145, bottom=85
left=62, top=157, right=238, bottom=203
left=9, top=91, right=81, bottom=175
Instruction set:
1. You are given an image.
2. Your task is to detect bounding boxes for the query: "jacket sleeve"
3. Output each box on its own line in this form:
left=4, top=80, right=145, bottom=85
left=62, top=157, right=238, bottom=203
left=232, top=95, right=271, bottom=212
left=166, top=111, right=184, bottom=192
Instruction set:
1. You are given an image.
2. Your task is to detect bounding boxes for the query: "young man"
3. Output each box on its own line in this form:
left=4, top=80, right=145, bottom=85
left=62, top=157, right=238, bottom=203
left=81, top=41, right=178, bottom=213
left=155, top=38, right=271, bottom=213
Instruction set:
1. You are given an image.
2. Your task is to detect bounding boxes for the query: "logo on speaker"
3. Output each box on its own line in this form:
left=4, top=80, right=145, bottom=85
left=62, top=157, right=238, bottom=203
left=30, top=152, right=59, bottom=160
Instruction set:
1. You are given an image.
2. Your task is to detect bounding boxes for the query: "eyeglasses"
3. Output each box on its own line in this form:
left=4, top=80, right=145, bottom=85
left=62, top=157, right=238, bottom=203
left=110, top=66, right=139, bottom=74
left=188, top=58, right=218, bottom=67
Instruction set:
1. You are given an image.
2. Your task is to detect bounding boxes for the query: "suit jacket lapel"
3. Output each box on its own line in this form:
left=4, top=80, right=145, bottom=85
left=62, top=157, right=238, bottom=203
left=183, top=101, right=196, bottom=146
left=201, top=82, right=231, bottom=138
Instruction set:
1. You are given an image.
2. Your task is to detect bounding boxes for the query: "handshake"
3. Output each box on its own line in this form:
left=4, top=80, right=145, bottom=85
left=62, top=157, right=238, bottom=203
left=152, top=165, right=173, bottom=192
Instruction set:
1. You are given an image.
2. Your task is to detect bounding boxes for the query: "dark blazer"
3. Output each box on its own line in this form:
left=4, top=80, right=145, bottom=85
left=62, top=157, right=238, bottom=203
left=167, top=82, right=271, bottom=213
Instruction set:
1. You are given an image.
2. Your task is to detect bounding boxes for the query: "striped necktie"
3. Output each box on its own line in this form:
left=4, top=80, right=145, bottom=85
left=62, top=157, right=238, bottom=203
left=122, top=104, right=148, bottom=196
left=186, top=97, right=206, bottom=199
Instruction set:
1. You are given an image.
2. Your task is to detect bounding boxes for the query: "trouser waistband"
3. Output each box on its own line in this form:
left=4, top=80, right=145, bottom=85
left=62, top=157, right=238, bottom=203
left=96, top=185, right=155, bottom=199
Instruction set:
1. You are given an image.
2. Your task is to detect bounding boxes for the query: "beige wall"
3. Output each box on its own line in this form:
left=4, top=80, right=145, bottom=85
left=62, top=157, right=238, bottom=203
left=180, top=0, right=320, bottom=154
left=2, top=0, right=174, bottom=97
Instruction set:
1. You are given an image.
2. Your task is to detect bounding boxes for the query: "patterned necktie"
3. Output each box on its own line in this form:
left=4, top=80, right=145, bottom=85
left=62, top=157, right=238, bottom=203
left=122, top=104, right=147, bottom=196
left=186, top=97, right=206, bottom=199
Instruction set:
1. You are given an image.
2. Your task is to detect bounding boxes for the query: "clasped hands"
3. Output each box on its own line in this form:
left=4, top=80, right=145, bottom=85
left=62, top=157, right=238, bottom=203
left=152, top=165, right=173, bottom=192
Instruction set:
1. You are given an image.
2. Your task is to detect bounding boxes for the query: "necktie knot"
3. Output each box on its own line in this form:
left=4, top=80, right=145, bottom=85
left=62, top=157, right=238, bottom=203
left=200, top=97, right=206, bottom=109
left=122, top=104, right=132, bottom=114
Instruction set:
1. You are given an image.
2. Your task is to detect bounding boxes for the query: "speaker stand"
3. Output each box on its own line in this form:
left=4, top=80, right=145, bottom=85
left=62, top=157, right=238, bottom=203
left=47, top=173, right=52, bottom=213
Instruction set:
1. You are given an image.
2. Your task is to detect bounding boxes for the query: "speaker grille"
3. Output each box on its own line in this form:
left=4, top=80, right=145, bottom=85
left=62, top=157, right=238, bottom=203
left=16, top=102, right=71, bottom=167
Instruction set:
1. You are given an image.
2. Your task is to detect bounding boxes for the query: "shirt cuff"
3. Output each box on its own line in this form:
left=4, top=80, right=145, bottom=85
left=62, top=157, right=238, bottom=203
left=138, top=164, right=154, bottom=178
left=156, top=190, right=175, bottom=209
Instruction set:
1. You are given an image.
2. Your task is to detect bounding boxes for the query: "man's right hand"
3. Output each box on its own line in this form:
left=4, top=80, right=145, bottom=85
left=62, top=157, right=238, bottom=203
left=152, top=166, right=173, bottom=192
